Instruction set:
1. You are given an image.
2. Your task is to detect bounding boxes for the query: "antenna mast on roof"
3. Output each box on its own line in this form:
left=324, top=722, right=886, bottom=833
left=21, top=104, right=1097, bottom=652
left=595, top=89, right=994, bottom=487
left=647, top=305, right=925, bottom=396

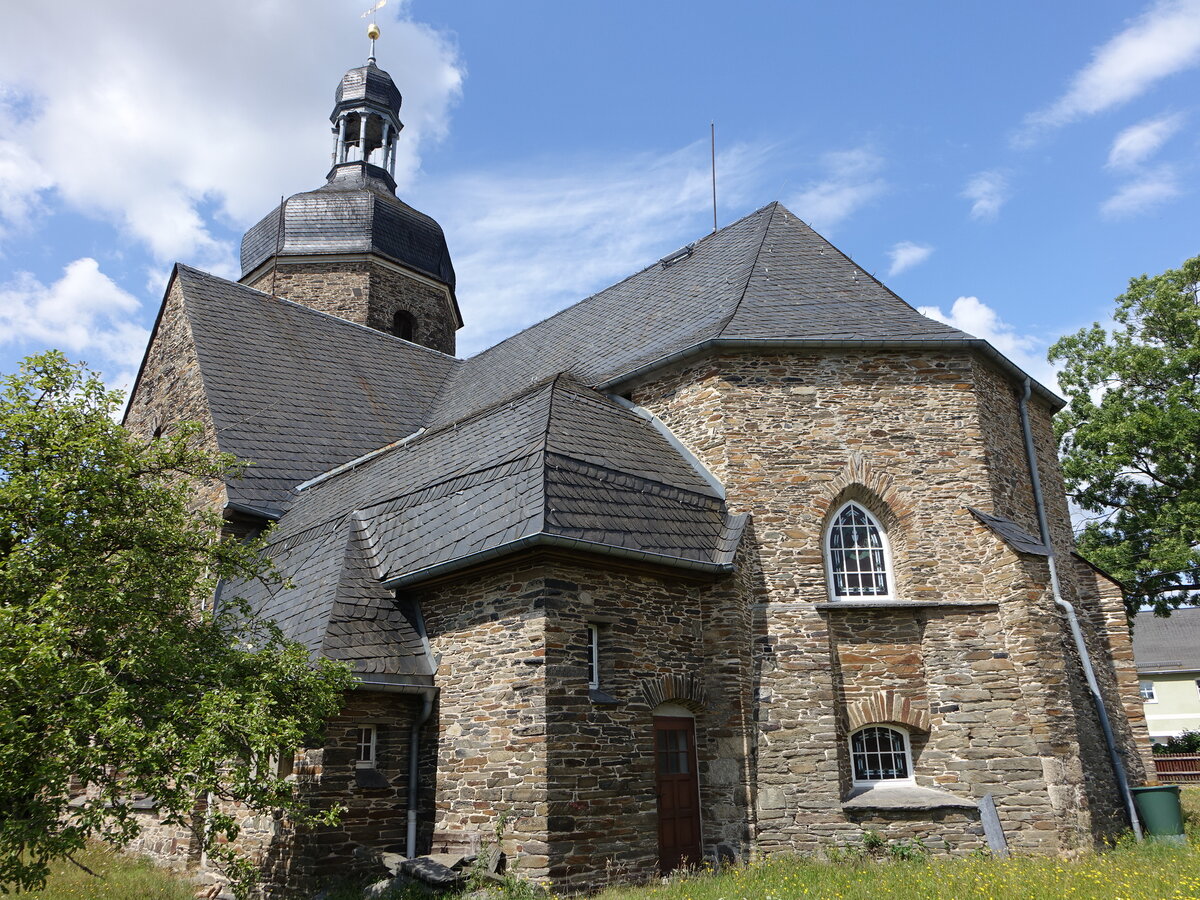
left=710, top=121, right=718, bottom=233
left=361, top=0, right=387, bottom=61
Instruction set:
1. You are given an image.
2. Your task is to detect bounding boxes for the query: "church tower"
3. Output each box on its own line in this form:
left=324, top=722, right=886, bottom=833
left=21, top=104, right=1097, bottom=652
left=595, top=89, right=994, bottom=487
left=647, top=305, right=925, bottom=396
left=239, top=53, right=461, bottom=355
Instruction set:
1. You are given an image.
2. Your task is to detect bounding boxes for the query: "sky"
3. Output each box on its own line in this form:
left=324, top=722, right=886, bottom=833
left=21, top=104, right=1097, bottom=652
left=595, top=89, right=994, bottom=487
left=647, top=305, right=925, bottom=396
left=1, top=0, right=1198, bottom=395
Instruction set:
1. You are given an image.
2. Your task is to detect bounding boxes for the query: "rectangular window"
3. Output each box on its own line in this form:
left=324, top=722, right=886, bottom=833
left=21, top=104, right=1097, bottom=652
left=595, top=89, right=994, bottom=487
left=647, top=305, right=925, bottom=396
left=356, top=725, right=377, bottom=768
left=1139, top=680, right=1157, bottom=703
left=587, top=623, right=600, bottom=690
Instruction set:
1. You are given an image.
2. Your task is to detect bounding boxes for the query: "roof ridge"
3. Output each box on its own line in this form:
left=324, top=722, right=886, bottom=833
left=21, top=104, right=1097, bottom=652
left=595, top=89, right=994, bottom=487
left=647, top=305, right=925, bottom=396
left=456, top=202, right=780, bottom=367
left=175, top=264, right=462, bottom=364
left=294, top=375, right=561, bottom=497
left=715, top=201, right=778, bottom=338
left=544, top=450, right=725, bottom=509
left=534, top=372, right=574, bottom=534
left=767, top=208, right=972, bottom=334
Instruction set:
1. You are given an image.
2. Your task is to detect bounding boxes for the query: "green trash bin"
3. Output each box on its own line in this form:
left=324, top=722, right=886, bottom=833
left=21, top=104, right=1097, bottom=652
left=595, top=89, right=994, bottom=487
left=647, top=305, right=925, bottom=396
left=1131, top=785, right=1185, bottom=840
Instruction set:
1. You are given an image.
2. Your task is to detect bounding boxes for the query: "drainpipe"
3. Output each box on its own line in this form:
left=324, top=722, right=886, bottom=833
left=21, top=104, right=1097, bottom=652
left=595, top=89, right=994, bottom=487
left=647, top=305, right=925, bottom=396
left=1017, top=378, right=1143, bottom=840
left=407, top=690, right=434, bottom=858
left=407, top=602, right=435, bottom=859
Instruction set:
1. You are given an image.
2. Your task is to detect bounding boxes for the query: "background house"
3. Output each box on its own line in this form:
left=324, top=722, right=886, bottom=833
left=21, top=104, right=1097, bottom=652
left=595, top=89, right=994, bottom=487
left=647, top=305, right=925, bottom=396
left=1133, top=607, right=1200, bottom=744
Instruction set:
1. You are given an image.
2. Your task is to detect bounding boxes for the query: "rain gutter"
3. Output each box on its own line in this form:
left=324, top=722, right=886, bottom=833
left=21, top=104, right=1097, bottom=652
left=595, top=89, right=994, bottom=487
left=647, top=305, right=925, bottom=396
left=381, top=532, right=736, bottom=589
left=1017, top=377, right=1142, bottom=840
left=597, top=337, right=1064, bottom=411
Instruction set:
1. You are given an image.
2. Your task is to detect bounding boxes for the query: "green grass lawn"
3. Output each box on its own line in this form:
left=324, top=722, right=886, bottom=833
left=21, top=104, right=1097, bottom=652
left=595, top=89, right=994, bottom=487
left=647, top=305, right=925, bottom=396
left=16, top=788, right=1200, bottom=900
left=17, top=844, right=194, bottom=900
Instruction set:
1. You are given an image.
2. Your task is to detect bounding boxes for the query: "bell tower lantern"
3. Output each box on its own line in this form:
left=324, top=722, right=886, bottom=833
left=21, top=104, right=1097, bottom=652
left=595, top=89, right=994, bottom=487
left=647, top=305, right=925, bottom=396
left=330, top=57, right=403, bottom=179
left=238, top=32, right=462, bottom=356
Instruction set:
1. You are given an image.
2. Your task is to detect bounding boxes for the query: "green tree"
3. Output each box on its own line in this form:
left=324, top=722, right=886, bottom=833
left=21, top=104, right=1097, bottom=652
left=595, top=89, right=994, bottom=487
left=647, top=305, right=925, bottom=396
left=0, top=353, right=353, bottom=895
left=1050, top=254, right=1200, bottom=617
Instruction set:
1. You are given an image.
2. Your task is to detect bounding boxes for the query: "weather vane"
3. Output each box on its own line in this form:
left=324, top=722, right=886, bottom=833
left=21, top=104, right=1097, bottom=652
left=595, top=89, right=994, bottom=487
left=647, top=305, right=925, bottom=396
left=361, top=0, right=387, bottom=60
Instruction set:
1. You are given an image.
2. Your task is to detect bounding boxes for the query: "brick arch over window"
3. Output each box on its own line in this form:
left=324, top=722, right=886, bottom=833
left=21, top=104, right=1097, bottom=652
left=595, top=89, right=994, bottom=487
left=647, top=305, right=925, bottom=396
left=846, top=690, right=930, bottom=733
left=641, top=673, right=707, bottom=713
left=816, top=452, right=913, bottom=534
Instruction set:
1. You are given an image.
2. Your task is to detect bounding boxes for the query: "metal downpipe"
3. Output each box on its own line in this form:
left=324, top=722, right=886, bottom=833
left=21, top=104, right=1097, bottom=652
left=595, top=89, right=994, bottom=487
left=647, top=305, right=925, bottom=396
left=407, top=690, right=434, bottom=858
left=1017, top=377, right=1143, bottom=840
left=407, top=602, right=435, bottom=859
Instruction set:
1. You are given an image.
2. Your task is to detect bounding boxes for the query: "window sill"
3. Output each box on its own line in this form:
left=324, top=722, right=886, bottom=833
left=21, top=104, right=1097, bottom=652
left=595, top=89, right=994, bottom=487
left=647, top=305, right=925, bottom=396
left=354, top=767, right=391, bottom=789
left=588, top=688, right=620, bottom=705
left=815, top=599, right=999, bottom=611
left=842, top=784, right=977, bottom=811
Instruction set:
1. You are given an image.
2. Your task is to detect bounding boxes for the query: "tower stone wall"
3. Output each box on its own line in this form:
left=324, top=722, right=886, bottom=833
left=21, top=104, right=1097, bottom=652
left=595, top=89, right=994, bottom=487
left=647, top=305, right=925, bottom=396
left=244, top=258, right=457, bottom=355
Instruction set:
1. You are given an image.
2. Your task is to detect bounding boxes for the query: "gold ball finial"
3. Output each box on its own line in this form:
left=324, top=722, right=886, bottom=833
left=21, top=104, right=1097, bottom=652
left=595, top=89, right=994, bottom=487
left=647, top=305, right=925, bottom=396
left=367, top=22, right=380, bottom=40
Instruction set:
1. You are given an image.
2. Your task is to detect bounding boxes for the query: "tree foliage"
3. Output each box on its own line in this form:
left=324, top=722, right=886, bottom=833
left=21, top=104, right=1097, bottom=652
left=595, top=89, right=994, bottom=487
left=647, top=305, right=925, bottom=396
left=0, top=353, right=353, bottom=894
left=1050, top=255, right=1200, bottom=617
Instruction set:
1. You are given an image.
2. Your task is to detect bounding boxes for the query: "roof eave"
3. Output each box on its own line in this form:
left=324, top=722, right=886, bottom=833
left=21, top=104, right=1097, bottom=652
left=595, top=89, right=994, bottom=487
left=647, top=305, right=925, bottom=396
left=381, top=532, right=735, bottom=589
left=596, top=336, right=1065, bottom=411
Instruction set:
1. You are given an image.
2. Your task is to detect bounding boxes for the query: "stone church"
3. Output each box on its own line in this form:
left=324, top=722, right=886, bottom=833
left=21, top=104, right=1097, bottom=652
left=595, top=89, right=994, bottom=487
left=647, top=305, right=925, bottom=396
left=123, top=54, right=1153, bottom=893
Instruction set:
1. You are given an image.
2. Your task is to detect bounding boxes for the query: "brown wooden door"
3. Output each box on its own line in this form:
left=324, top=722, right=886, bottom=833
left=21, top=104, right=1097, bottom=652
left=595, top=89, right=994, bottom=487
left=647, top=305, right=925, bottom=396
left=654, top=716, right=702, bottom=873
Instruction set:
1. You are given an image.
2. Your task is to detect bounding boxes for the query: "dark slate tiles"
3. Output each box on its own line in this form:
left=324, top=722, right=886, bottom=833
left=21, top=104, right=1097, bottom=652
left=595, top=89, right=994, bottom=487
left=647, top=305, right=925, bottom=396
left=427, top=202, right=975, bottom=429
left=968, top=508, right=1050, bottom=556
left=720, top=206, right=970, bottom=342
left=426, top=206, right=774, bottom=426
left=240, top=168, right=456, bottom=290
left=175, top=265, right=459, bottom=511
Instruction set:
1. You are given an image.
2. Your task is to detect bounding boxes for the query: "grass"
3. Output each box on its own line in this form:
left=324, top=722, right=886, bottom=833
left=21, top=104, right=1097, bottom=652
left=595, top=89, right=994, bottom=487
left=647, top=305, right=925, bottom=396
left=16, top=788, right=1200, bottom=899
left=17, top=844, right=194, bottom=900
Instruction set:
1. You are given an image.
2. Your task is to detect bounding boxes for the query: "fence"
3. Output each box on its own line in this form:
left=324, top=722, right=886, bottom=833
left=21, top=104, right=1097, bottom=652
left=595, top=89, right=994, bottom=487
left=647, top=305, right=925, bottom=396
left=1153, top=753, right=1200, bottom=783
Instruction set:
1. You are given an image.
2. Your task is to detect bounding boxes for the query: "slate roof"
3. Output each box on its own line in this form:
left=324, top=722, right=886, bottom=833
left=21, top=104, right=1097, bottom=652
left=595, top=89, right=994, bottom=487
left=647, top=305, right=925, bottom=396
left=333, top=61, right=403, bottom=119
left=969, top=508, right=1050, bottom=556
left=240, top=164, right=459, bottom=303
left=1132, top=606, right=1200, bottom=674
left=173, top=264, right=459, bottom=514
left=428, top=202, right=980, bottom=426
left=231, top=375, right=745, bottom=666
left=151, top=200, right=1062, bottom=678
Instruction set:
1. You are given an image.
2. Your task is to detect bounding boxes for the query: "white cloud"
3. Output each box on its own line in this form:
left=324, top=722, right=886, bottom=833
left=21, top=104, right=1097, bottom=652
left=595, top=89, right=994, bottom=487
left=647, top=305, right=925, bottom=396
left=885, top=241, right=933, bottom=277
left=1022, top=0, right=1200, bottom=137
left=0, top=258, right=150, bottom=389
left=419, top=140, right=773, bottom=356
left=918, top=295, right=1058, bottom=389
left=0, top=1, right=463, bottom=268
left=0, top=137, right=54, bottom=240
left=1106, top=113, right=1184, bottom=169
left=1101, top=165, right=1181, bottom=217
left=962, top=171, right=1009, bottom=221
left=785, top=147, right=885, bottom=233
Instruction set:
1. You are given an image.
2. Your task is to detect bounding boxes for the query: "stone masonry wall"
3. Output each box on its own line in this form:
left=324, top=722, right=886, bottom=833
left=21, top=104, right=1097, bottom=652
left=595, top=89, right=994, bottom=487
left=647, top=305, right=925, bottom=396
left=972, top=358, right=1150, bottom=835
left=413, top=563, right=552, bottom=879
left=123, top=278, right=226, bottom=514
left=628, top=349, right=1138, bottom=855
left=246, top=258, right=457, bottom=355
left=539, top=560, right=752, bottom=889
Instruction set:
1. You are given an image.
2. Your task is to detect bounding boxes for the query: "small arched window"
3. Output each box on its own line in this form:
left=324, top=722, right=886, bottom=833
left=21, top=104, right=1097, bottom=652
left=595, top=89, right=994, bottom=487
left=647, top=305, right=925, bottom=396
left=850, top=726, right=913, bottom=785
left=392, top=311, right=416, bottom=341
left=825, top=501, right=894, bottom=601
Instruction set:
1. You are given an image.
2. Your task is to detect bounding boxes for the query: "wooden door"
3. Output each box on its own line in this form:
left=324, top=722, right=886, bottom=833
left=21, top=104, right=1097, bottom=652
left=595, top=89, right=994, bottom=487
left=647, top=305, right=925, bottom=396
left=654, top=716, right=702, bottom=873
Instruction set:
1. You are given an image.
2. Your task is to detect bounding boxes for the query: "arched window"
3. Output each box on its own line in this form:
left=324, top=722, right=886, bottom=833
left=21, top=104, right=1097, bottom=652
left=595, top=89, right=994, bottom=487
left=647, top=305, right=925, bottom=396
left=825, top=501, right=894, bottom=601
left=392, top=310, right=416, bottom=341
left=850, top=726, right=913, bottom=785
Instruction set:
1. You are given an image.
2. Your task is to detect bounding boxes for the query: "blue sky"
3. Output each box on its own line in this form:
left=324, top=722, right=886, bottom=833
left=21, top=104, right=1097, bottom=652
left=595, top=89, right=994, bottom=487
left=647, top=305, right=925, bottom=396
left=1, top=0, right=1198, bottom=393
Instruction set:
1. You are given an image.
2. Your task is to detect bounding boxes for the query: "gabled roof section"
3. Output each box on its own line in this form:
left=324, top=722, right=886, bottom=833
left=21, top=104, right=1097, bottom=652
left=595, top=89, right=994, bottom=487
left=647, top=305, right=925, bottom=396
left=429, top=202, right=980, bottom=426
left=267, top=374, right=743, bottom=592
left=172, top=265, right=460, bottom=513
left=1132, top=606, right=1200, bottom=674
